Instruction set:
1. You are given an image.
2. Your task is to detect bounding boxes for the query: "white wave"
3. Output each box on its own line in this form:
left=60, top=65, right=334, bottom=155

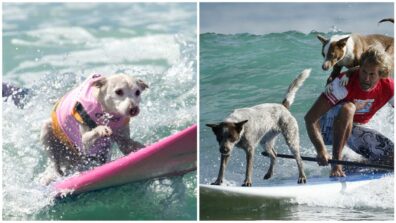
left=19, top=27, right=95, bottom=46
left=3, top=3, right=30, bottom=22
left=8, top=34, right=181, bottom=77
left=293, top=175, right=394, bottom=209
left=63, top=3, right=98, bottom=10
left=366, top=103, right=394, bottom=140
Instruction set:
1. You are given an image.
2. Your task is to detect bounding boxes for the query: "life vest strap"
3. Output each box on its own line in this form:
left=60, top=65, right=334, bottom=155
left=73, top=102, right=98, bottom=129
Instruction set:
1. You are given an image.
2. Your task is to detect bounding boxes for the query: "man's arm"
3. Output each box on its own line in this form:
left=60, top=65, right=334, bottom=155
left=304, top=94, right=333, bottom=165
left=307, top=71, right=350, bottom=165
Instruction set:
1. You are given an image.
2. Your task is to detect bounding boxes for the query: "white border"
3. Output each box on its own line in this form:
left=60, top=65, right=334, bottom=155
left=196, top=1, right=201, bottom=221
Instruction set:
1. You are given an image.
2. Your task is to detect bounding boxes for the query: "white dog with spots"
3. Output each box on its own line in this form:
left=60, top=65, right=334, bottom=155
left=206, top=69, right=310, bottom=186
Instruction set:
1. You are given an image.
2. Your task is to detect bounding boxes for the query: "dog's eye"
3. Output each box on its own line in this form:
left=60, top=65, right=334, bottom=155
left=229, top=135, right=237, bottom=142
left=115, top=89, right=124, bottom=96
left=135, top=90, right=140, bottom=96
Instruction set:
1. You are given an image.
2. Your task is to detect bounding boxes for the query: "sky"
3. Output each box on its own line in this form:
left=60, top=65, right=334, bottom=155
left=200, top=2, right=394, bottom=35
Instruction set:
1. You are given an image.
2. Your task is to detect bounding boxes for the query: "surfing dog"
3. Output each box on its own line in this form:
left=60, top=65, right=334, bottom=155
left=206, top=69, right=310, bottom=186
left=40, top=73, right=148, bottom=183
left=317, top=32, right=394, bottom=84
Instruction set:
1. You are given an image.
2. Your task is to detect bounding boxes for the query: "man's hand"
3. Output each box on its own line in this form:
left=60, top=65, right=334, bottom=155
left=324, top=83, right=333, bottom=96
left=316, top=151, right=331, bottom=166
left=339, top=75, right=350, bottom=87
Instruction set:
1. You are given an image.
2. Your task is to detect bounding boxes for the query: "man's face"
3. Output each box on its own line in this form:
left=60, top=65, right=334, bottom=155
left=359, top=62, right=381, bottom=91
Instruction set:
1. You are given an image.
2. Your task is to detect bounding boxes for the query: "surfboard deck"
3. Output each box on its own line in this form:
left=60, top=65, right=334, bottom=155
left=200, top=172, right=391, bottom=199
left=54, top=125, right=197, bottom=197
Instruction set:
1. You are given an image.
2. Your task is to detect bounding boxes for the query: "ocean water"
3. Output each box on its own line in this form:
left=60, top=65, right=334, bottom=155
left=199, top=32, right=394, bottom=220
left=2, top=3, right=197, bottom=220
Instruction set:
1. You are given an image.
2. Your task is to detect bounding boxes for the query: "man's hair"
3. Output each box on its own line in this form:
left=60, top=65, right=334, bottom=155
left=360, top=43, right=393, bottom=78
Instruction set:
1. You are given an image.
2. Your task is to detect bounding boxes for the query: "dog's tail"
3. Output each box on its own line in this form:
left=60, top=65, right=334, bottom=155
left=379, top=18, right=394, bottom=24
left=282, top=69, right=311, bottom=109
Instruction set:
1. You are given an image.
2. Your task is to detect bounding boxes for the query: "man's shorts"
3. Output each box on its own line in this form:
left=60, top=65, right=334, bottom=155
left=320, top=104, right=394, bottom=163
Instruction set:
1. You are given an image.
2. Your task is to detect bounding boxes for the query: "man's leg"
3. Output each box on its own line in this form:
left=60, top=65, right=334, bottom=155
left=347, top=125, right=394, bottom=167
left=332, top=102, right=356, bottom=177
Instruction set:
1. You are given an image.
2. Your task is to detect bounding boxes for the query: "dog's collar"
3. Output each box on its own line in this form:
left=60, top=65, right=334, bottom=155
left=73, top=102, right=98, bottom=129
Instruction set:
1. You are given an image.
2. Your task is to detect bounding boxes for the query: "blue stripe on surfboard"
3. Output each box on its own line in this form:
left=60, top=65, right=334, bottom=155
left=204, top=172, right=392, bottom=188
left=259, top=172, right=391, bottom=187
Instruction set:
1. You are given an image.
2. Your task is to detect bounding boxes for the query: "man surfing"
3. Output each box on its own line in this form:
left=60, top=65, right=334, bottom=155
left=305, top=45, right=394, bottom=177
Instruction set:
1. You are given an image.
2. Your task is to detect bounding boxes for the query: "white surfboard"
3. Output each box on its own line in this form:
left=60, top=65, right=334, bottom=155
left=200, top=172, right=391, bottom=199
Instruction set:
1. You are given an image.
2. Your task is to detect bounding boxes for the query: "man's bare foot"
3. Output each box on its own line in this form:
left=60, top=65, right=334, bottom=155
left=330, top=165, right=346, bottom=177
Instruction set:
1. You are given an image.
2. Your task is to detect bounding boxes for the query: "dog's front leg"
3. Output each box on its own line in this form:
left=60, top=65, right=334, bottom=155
left=242, top=147, right=254, bottom=187
left=212, top=154, right=230, bottom=185
left=327, top=65, right=342, bottom=84
left=81, top=125, right=112, bottom=152
left=117, top=138, right=145, bottom=155
left=114, top=125, right=145, bottom=155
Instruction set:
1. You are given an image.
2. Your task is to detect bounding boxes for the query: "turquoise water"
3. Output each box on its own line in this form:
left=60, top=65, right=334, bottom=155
left=199, top=32, right=394, bottom=220
left=2, top=3, right=196, bottom=220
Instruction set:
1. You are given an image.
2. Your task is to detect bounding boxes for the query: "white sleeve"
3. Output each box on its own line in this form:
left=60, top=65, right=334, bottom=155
left=324, top=77, right=348, bottom=104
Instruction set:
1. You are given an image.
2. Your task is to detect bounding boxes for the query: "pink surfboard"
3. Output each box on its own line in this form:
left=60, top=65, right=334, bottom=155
left=54, top=125, right=197, bottom=196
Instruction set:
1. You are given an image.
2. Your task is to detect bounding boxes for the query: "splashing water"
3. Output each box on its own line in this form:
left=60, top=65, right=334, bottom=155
left=3, top=3, right=196, bottom=220
left=293, top=175, right=394, bottom=209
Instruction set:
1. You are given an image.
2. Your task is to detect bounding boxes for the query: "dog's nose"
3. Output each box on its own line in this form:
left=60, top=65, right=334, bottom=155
left=220, top=147, right=230, bottom=154
left=322, top=61, right=333, bottom=71
left=129, top=106, right=140, bottom=117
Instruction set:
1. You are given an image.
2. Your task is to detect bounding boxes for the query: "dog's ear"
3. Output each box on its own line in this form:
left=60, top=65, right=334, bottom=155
left=337, top=36, right=350, bottom=47
left=137, top=79, right=149, bottom=91
left=317, top=35, right=328, bottom=45
left=385, top=44, right=393, bottom=53
left=235, top=120, right=248, bottom=133
left=206, top=123, right=219, bottom=129
left=92, top=77, right=107, bottom=88
left=206, top=123, right=223, bottom=136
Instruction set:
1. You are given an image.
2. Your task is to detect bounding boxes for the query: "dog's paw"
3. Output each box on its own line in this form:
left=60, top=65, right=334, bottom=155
left=95, top=125, right=112, bottom=137
left=297, top=176, right=307, bottom=184
left=242, top=181, right=252, bottom=187
left=38, top=167, right=61, bottom=186
left=263, top=172, right=273, bottom=180
left=39, top=175, right=53, bottom=186
left=326, top=76, right=333, bottom=85
left=211, top=179, right=222, bottom=185
left=340, top=75, right=349, bottom=86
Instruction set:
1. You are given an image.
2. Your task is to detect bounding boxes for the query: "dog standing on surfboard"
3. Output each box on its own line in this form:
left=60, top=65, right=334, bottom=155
left=40, top=73, right=148, bottom=184
left=206, top=69, right=310, bottom=186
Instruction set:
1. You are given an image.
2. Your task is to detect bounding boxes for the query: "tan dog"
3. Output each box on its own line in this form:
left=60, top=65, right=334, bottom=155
left=317, top=33, right=393, bottom=84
